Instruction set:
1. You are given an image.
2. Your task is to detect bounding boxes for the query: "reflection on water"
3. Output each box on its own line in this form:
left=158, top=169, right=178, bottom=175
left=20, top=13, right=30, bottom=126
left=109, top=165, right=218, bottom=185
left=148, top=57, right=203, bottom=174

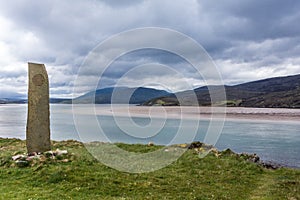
left=0, top=104, right=299, bottom=168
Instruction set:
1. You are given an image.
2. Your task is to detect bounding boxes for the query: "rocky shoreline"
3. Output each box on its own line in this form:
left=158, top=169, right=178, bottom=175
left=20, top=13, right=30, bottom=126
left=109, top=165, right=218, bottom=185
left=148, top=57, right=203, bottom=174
left=174, top=141, right=283, bottom=170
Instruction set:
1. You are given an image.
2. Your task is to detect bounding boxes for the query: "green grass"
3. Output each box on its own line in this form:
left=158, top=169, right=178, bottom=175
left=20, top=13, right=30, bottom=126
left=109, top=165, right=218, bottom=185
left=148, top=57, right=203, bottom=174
left=0, top=138, right=299, bottom=199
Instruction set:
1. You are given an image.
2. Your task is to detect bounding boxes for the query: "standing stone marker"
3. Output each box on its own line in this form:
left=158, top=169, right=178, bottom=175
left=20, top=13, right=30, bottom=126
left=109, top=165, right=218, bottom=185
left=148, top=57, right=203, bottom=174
left=26, top=63, right=51, bottom=153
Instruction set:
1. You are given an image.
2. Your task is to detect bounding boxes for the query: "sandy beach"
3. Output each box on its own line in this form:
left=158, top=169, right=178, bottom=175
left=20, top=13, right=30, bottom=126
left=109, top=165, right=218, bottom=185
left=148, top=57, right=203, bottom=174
left=71, top=105, right=300, bottom=123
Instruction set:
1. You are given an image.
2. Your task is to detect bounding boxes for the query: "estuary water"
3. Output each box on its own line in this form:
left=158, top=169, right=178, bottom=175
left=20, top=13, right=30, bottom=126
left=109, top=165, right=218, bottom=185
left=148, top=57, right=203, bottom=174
left=0, top=104, right=299, bottom=168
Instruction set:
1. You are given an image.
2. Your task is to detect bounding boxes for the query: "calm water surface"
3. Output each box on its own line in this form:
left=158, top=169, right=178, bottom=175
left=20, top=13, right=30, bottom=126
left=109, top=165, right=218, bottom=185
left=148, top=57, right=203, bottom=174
left=0, top=104, right=299, bottom=168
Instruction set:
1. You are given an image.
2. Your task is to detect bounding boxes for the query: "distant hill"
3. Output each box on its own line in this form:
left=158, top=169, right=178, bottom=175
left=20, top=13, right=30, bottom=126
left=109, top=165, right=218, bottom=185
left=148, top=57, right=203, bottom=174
left=0, top=98, right=27, bottom=104
left=73, top=87, right=170, bottom=104
left=143, top=74, right=300, bottom=108
left=0, top=98, right=70, bottom=104
left=0, top=91, right=26, bottom=104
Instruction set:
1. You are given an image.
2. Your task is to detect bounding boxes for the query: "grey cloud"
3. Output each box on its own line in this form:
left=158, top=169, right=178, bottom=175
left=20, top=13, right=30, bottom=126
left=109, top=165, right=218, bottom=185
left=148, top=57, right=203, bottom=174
left=199, top=0, right=300, bottom=39
left=0, top=70, right=26, bottom=79
left=100, top=0, right=145, bottom=8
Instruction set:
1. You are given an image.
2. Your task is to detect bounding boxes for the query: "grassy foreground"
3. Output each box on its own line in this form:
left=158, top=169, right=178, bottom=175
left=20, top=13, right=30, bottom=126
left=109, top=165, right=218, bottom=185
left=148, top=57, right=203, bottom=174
left=0, top=138, right=299, bottom=200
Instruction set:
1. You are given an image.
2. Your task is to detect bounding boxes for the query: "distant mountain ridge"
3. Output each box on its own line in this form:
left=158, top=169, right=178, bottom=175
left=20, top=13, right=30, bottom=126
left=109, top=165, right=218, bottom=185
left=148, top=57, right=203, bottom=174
left=143, top=74, right=300, bottom=108
left=0, top=87, right=170, bottom=104
left=1, top=74, right=300, bottom=108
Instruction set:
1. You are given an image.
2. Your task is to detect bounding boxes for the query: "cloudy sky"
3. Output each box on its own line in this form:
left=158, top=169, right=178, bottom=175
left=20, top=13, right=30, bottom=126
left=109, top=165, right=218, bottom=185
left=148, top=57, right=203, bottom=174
left=0, top=0, right=300, bottom=98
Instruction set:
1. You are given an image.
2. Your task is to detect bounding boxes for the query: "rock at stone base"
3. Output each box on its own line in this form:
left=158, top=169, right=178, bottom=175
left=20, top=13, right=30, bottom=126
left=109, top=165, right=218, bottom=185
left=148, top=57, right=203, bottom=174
left=12, top=155, right=26, bottom=161
left=16, top=160, right=29, bottom=168
left=12, top=149, right=70, bottom=167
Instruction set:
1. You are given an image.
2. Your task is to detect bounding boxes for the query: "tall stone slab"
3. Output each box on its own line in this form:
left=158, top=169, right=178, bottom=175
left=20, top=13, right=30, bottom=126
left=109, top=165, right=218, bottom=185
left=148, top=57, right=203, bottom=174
left=26, top=63, right=51, bottom=153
